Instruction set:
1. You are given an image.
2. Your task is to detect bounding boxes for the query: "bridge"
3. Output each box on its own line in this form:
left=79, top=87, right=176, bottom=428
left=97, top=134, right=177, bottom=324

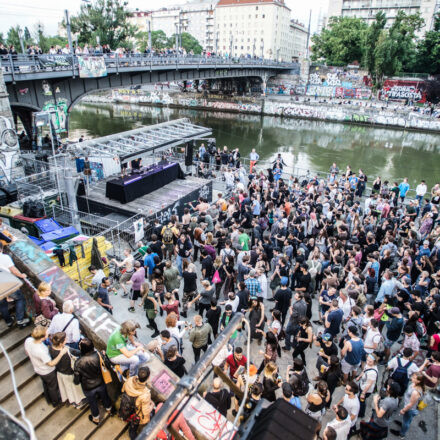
left=1, top=54, right=298, bottom=135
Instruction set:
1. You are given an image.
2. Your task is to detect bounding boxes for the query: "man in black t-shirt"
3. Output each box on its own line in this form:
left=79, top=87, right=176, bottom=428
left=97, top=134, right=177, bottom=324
left=296, top=264, right=311, bottom=293
left=200, top=250, right=213, bottom=280
left=148, top=234, right=163, bottom=261
left=274, top=277, right=293, bottom=326
left=175, top=233, right=192, bottom=276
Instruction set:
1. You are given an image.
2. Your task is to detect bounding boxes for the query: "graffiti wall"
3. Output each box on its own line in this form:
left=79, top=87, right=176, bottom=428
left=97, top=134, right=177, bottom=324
left=381, top=79, right=426, bottom=103
left=82, top=92, right=440, bottom=132
left=42, top=99, right=69, bottom=133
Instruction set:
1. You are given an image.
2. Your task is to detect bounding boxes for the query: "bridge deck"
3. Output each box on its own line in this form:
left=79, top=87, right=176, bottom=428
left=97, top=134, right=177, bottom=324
left=77, top=174, right=212, bottom=221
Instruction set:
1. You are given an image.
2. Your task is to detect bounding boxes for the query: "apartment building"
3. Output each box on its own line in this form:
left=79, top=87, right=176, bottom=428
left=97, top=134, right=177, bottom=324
left=327, top=0, right=439, bottom=30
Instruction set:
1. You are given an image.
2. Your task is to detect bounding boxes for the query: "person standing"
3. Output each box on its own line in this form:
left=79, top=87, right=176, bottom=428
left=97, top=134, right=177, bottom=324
left=127, top=261, right=145, bottom=313
left=333, top=381, right=360, bottom=437
left=204, top=377, right=231, bottom=417
left=48, top=300, right=81, bottom=349
left=175, top=233, right=193, bottom=276
left=390, top=373, right=425, bottom=438
left=283, top=291, right=307, bottom=351
left=398, top=178, right=410, bottom=204
left=249, top=148, right=259, bottom=173
left=341, top=326, right=364, bottom=383
left=274, top=277, right=292, bottom=327
left=189, top=315, right=212, bottom=363
left=120, top=367, right=154, bottom=440
left=74, top=338, right=114, bottom=425
left=25, top=326, right=65, bottom=407
left=111, top=248, right=134, bottom=296
left=356, top=354, right=378, bottom=418
left=415, top=180, right=427, bottom=209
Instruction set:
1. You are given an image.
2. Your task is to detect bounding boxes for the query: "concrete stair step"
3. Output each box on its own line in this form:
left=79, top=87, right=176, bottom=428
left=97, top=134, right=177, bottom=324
left=1, top=376, right=44, bottom=417
left=0, top=343, right=29, bottom=380
left=54, top=409, right=103, bottom=440
left=0, top=360, right=36, bottom=403
left=0, top=325, right=31, bottom=355
left=87, top=415, right=128, bottom=440
left=21, top=395, right=60, bottom=430
left=35, top=404, right=89, bottom=439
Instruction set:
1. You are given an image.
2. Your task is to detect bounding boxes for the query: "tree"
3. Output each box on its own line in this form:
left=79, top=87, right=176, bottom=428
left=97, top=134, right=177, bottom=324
left=369, top=11, right=424, bottom=89
left=0, top=33, right=4, bottom=45
left=311, top=16, right=368, bottom=65
left=417, top=13, right=440, bottom=74
left=34, top=23, right=68, bottom=53
left=69, top=0, right=137, bottom=49
left=364, top=12, right=387, bottom=84
left=136, top=30, right=169, bottom=52
left=167, top=32, right=202, bottom=54
left=6, top=26, right=22, bottom=51
left=23, top=27, right=32, bottom=42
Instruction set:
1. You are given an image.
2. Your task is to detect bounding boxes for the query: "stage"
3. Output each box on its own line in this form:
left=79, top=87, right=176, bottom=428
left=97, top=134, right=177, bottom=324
left=77, top=174, right=212, bottom=223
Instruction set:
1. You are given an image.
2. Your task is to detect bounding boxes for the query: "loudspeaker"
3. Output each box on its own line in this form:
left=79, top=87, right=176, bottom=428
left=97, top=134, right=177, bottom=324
left=185, top=141, right=194, bottom=166
left=22, top=200, right=45, bottom=218
left=246, top=399, right=319, bottom=440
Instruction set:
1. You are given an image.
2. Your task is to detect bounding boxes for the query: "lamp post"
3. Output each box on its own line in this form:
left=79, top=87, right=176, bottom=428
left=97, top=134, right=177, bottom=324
left=253, top=38, right=256, bottom=58
left=230, top=34, right=233, bottom=58
left=65, top=9, right=74, bottom=54
left=261, top=39, right=264, bottom=59
left=18, top=28, right=25, bottom=54
left=148, top=19, right=152, bottom=55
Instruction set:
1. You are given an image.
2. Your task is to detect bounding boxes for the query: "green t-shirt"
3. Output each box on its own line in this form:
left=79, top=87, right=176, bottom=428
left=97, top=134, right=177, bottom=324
left=239, top=233, right=250, bottom=251
left=106, top=329, right=127, bottom=358
left=138, top=246, right=148, bottom=257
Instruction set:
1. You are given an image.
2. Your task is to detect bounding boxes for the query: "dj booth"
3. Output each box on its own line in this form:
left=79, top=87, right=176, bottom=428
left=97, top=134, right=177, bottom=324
left=105, top=162, right=181, bottom=204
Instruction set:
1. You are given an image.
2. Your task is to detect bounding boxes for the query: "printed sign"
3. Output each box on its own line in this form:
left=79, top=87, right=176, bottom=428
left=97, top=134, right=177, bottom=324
left=151, top=369, right=175, bottom=398
left=133, top=218, right=144, bottom=243
left=78, top=56, right=107, bottom=78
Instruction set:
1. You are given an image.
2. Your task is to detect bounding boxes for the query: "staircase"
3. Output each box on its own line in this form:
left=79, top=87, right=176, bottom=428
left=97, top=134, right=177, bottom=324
left=0, top=322, right=129, bottom=440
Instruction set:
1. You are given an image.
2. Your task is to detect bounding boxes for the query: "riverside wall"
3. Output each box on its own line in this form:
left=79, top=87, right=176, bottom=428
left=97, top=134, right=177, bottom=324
left=81, top=89, right=440, bottom=134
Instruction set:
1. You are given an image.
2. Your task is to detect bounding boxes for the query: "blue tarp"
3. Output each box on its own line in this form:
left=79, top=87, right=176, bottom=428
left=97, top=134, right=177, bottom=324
left=35, top=218, right=62, bottom=234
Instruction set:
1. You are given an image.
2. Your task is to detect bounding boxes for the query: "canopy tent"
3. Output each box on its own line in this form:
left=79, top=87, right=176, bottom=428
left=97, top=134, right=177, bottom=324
left=67, top=118, right=212, bottom=167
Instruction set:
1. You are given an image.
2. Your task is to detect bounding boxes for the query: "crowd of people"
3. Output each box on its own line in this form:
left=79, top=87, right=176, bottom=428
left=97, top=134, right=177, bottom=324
left=2, top=149, right=440, bottom=439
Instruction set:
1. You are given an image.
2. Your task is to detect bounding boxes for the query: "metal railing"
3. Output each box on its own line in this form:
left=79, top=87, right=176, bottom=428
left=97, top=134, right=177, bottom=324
left=0, top=53, right=297, bottom=80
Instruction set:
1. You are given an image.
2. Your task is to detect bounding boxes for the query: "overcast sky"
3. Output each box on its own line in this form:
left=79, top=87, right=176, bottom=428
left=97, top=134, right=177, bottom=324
left=0, top=0, right=329, bottom=38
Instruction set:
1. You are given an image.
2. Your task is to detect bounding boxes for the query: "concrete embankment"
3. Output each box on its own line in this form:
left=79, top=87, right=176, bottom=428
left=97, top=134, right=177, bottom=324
left=82, top=90, right=440, bottom=134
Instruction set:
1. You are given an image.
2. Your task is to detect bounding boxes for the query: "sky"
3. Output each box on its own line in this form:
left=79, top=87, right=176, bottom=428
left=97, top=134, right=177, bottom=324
left=0, top=0, right=329, bottom=39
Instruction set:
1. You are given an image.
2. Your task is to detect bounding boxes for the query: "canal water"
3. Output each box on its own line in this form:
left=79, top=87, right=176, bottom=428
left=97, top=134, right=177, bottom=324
left=69, top=102, right=440, bottom=189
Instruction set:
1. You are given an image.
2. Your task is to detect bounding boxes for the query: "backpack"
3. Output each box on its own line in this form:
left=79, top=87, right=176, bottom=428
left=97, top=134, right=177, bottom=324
left=162, top=227, right=174, bottom=244
left=390, top=357, right=412, bottom=394
left=416, top=318, right=427, bottom=340
left=291, top=371, right=309, bottom=397
left=363, top=368, right=379, bottom=393
left=119, top=393, right=138, bottom=421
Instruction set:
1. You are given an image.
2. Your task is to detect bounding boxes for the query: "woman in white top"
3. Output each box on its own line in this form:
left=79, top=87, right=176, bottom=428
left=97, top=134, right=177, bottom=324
left=24, top=325, right=66, bottom=406
left=165, top=312, right=186, bottom=354
left=256, top=268, right=268, bottom=300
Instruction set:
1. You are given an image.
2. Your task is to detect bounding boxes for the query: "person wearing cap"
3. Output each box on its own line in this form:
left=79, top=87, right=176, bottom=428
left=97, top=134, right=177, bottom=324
left=274, top=276, right=292, bottom=327
left=359, top=382, right=400, bottom=439
left=313, top=332, right=338, bottom=377
left=341, top=325, right=364, bottom=383
left=382, top=307, right=404, bottom=363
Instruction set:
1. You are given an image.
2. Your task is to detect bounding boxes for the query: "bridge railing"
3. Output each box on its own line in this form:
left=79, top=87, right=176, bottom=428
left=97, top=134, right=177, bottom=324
left=0, top=53, right=298, bottom=79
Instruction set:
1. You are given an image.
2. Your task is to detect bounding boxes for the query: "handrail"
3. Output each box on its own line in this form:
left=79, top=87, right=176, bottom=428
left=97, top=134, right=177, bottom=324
left=0, top=53, right=298, bottom=79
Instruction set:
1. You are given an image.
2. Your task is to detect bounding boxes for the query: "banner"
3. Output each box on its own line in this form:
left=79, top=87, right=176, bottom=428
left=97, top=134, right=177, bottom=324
left=133, top=218, right=144, bottom=243
left=38, top=55, right=72, bottom=69
left=78, top=56, right=107, bottom=78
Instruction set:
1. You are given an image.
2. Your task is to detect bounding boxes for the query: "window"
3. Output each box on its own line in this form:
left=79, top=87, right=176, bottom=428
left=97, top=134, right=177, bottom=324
left=256, top=5, right=258, bottom=9
left=256, top=15, right=258, bottom=18
left=262, top=14, right=265, bottom=18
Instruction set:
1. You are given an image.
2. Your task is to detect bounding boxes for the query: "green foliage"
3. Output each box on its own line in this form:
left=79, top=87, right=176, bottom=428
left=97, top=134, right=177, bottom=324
left=168, top=32, right=203, bottom=54
left=69, top=0, right=136, bottom=49
left=0, top=33, right=4, bottom=45
left=34, top=23, right=68, bottom=53
left=371, top=11, right=424, bottom=88
left=136, top=30, right=168, bottom=51
left=311, top=17, right=368, bottom=65
left=6, top=26, right=23, bottom=51
left=364, top=12, right=387, bottom=84
left=417, top=13, right=440, bottom=74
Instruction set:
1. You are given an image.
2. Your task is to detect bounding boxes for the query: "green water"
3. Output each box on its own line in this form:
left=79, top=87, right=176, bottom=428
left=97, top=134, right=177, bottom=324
left=69, top=102, right=440, bottom=189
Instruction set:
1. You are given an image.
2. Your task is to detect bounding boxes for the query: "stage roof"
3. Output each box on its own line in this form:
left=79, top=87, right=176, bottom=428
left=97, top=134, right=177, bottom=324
left=68, top=118, right=212, bottom=163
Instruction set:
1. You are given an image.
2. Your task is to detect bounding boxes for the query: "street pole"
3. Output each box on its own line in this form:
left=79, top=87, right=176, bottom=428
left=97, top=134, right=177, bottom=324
left=305, top=9, right=312, bottom=90
left=175, top=23, right=179, bottom=54
left=65, top=10, right=74, bottom=54
left=253, top=38, right=256, bottom=58
left=261, top=39, right=264, bottom=59
left=148, top=20, right=152, bottom=55
left=18, top=28, right=25, bottom=54
left=230, top=34, right=233, bottom=58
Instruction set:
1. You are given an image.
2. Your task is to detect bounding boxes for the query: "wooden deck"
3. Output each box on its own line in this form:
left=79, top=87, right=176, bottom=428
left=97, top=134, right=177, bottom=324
left=77, top=174, right=212, bottom=220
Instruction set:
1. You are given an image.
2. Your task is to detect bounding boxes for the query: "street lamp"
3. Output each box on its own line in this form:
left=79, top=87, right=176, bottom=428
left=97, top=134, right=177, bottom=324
left=253, top=38, right=256, bottom=58
left=276, top=48, right=280, bottom=62
left=261, top=39, right=264, bottom=59
left=147, top=19, right=152, bottom=55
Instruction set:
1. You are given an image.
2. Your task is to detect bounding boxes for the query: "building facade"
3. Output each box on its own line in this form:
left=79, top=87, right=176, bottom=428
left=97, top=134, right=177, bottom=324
left=289, top=20, right=308, bottom=60
left=327, top=0, right=439, bottom=30
left=130, top=0, right=218, bottom=51
left=214, top=0, right=300, bottom=61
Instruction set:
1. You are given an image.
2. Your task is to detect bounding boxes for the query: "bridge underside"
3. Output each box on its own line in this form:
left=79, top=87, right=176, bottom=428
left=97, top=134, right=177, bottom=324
left=7, top=67, right=278, bottom=136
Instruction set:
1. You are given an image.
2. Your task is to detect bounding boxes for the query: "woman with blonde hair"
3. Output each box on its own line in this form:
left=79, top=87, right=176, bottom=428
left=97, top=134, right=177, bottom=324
left=34, top=281, right=59, bottom=324
left=165, top=312, right=186, bottom=354
left=261, top=361, right=281, bottom=402
left=24, top=325, right=66, bottom=406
